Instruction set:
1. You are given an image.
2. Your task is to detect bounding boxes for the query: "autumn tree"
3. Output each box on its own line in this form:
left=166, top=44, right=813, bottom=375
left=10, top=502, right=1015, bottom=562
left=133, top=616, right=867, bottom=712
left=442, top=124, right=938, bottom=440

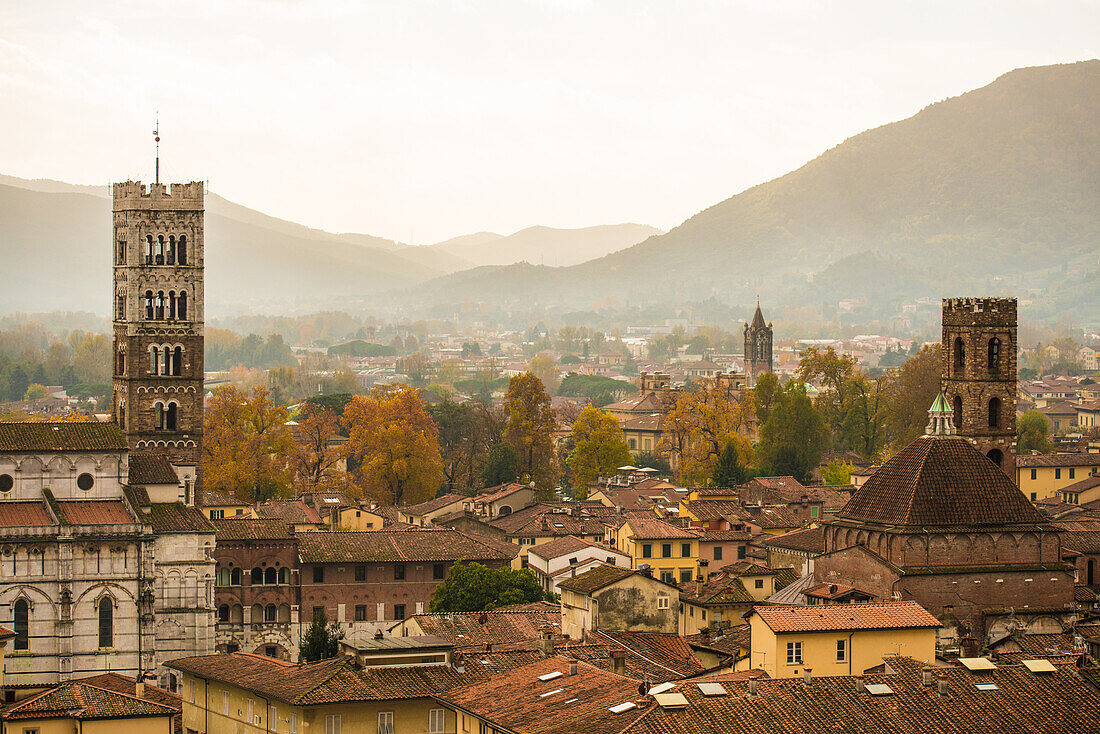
left=528, top=354, right=561, bottom=393
left=503, top=372, right=558, bottom=495
left=881, top=343, right=943, bottom=449
left=822, top=458, right=853, bottom=486
left=839, top=374, right=889, bottom=460
left=566, top=405, right=632, bottom=493
left=1017, top=410, right=1054, bottom=455
left=289, top=402, right=349, bottom=490
left=342, top=384, right=444, bottom=506
left=203, top=385, right=294, bottom=503
left=661, top=382, right=754, bottom=486
left=755, top=380, right=829, bottom=483
left=795, top=345, right=858, bottom=439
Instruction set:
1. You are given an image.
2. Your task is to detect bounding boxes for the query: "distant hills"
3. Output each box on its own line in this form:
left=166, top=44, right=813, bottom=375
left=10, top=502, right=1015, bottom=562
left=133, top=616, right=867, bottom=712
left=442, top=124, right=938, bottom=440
left=409, top=61, right=1100, bottom=323
left=0, top=174, right=656, bottom=314
left=429, top=223, right=662, bottom=267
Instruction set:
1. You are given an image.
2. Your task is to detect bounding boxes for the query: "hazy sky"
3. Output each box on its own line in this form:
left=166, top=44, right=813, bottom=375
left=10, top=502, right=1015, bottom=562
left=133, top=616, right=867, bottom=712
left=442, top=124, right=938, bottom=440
left=2, top=1, right=1097, bottom=244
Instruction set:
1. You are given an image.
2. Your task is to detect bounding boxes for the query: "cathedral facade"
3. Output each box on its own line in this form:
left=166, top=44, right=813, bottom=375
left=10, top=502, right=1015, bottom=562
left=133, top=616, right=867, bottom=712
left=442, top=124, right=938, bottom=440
left=0, top=180, right=215, bottom=689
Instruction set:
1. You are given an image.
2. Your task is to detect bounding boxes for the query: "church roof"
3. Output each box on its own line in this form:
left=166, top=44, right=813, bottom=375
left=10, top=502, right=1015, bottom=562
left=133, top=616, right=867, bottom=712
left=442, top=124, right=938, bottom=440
left=0, top=422, right=127, bottom=452
left=127, top=453, right=179, bottom=485
left=750, top=303, right=767, bottom=330
left=838, top=435, right=1047, bottom=527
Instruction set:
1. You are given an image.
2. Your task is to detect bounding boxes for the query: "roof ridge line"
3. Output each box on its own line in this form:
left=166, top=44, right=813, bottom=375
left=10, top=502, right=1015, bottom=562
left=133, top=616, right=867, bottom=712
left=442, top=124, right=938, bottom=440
left=902, top=438, right=936, bottom=523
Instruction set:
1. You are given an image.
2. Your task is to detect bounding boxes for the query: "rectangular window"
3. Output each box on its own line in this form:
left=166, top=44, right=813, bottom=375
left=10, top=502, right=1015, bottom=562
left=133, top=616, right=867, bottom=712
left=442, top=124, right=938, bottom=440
left=211, top=509, right=225, bottom=520
left=394, top=604, right=406, bottom=620
left=836, top=639, right=847, bottom=662
left=1070, top=468, right=1076, bottom=479
left=222, top=691, right=229, bottom=715
left=754, top=579, right=764, bottom=589
left=394, top=563, right=406, bottom=580
left=1056, top=468, right=1061, bottom=479
left=810, top=506, right=819, bottom=518
left=434, top=563, right=446, bottom=580
left=312, top=605, right=325, bottom=621
left=737, top=546, right=746, bottom=560
left=354, top=565, right=366, bottom=581
left=662, top=543, right=672, bottom=558
left=313, top=566, right=325, bottom=583
left=246, top=699, right=254, bottom=724
left=641, top=544, right=652, bottom=559
left=355, top=605, right=367, bottom=621
left=429, top=708, right=446, bottom=734
left=269, top=706, right=277, bottom=732
left=378, top=712, right=394, bottom=734
left=325, top=715, right=341, bottom=734
left=787, top=641, right=803, bottom=665
left=189, top=680, right=195, bottom=703
left=1031, top=492, right=1037, bottom=501
left=1031, top=468, right=1037, bottom=480
left=290, top=714, right=298, bottom=734
left=713, top=546, right=723, bottom=561
left=660, top=570, right=674, bottom=583
left=680, top=569, right=692, bottom=583
left=657, top=595, right=670, bottom=610
left=681, top=543, right=691, bottom=557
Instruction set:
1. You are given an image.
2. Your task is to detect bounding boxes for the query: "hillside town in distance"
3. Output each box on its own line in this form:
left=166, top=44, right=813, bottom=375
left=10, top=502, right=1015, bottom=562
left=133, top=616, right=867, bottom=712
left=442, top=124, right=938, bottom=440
left=0, top=170, right=1097, bottom=734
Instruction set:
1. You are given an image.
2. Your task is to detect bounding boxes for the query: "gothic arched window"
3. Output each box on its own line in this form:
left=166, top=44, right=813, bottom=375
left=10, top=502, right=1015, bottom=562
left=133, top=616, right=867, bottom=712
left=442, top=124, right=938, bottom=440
left=264, top=567, right=277, bottom=585
left=117, top=349, right=125, bottom=376
left=218, top=604, right=230, bottom=622
left=953, top=337, right=965, bottom=373
left=230, top=567, right=242, bottom=586
left=952, top=394, right=963, bottom=429
left=988, top=397, right=1001, bottom=428
left=278, top=567, right=290, bottom=585
left=178, top=235, right=187, bottom=265
left=13, top=599, right=28, bottom=651
left=264, top=604, right=277, bottom=622
left=988, top=337, right=1001, bottom=375
left=98, top=597, right=114, bottom=648
left=116, top=294, right=126, bottom=321
left=216, top=567, right=230, bottom=586
left=251, top=567, right=263, bottom=585
left=166, top=403, right=178, bottom=431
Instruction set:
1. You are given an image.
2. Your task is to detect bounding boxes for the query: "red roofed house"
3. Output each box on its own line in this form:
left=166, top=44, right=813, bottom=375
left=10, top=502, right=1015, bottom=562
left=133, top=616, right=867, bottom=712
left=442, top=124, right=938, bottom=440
left=527, top=535, right=632, bottom=594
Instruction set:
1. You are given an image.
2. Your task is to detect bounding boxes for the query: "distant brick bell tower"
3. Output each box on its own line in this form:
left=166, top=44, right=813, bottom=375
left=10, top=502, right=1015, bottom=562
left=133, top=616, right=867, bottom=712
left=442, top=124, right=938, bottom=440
left=111, top=179, right=205, bottom=493
left=744, top=302, right=773, bottom=388
left=941, top=297, right=1017, bottom=473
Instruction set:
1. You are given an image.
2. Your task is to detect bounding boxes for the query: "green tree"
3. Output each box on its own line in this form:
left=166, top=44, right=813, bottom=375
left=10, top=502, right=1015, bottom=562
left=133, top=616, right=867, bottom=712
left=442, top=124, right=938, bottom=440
left=712, top=441, right=747, bottom=487
left=756, top=380, right=829, bottom=482
left=298, top=611, right=344, bottom=662
left=752, top=372, right=781, bottom=426
left=838, top=374, right=888, bottom=460
left=884, top=344, right=942, bottom=450
left=429, top=562, right=546, bottom=612
left=503, top=373, right=558, bottom=495
left=1017, top=410, right=1054, bottom=455
left=23, top=383, right=49, bottom=400
left=822, top=458, right=853, bottom=486
left=566, top=405, right=632, bottom=493
left=481, top=442, right=519, bottom=487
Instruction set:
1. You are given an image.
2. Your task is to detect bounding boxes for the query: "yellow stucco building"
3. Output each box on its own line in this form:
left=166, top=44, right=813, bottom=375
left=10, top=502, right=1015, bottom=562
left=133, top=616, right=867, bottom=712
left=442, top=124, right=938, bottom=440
left=1015, top=454, right=1100, bottom=501
left=747, top=601, right=939, bottom=678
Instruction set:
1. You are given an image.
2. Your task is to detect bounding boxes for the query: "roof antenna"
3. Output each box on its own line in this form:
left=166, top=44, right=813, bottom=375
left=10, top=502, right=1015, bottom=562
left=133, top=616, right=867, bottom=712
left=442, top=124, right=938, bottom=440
left=153, top=112, right=160, bottom=184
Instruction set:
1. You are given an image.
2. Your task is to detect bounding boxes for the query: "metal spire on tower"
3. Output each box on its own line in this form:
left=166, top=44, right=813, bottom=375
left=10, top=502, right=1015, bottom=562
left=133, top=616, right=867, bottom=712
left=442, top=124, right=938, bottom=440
left=153, top=113, right=160, bottom=184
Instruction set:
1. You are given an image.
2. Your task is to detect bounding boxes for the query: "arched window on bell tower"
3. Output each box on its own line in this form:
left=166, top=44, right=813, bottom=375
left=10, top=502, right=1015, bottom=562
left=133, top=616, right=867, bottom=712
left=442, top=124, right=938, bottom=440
left=167, top=235, right=176, bottom=265
left=154, top=402, right=165, bottom=430
left=145, top=235, right=154, bottom=264
left=178, top=235, right=187, bottom=265
left=156, top=236, right=165, bottom=265
left=173, top=346, right=183, bottom=376
left=166, top=403, right=178, bottom=431
left=155, top=292, right=165, bottom=320
left=144, top=291, right=154, bottom=320
left=178, top=291, right=188, bottom=320
left=150, top=347, right=159, bottom=375
left=953, top=336, right=965, bottom=374
left=988, top=397, right=1001, bottom=428
left=952, top=394, right=963, bottom=429
left=988, top=337, right=1001, bottom=376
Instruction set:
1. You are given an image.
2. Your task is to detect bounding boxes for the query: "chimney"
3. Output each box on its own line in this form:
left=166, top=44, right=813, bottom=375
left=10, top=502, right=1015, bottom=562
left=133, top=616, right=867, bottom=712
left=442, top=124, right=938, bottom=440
left=700, top=627, right=710, bottom=644
left=921, top=668, right=934, bottom=687
left=135, top=679, right=145, bottom=699
left=538, top=626, right=554, bottom=658
left=569, top=660, right=578, bottom=676
left=452, top=653, right=465, bottom=674
left=610, top=649, right=626, bottom=675
left=485, top=643, right=493, bottom=653
left=854, top=675, right=865, bottom=693
left=747, top=677, right=758, bottom=696
left=936, top=673, right=949, bottom=697
left=638, top=564, right=652, bottom=578
left=802, top=668, right=812, bottom=686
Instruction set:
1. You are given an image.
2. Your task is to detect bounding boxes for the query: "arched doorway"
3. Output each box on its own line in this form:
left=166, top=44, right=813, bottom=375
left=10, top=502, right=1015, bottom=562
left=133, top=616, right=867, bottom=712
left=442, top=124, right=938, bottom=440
left=986, top=448, right=1003, bottom=469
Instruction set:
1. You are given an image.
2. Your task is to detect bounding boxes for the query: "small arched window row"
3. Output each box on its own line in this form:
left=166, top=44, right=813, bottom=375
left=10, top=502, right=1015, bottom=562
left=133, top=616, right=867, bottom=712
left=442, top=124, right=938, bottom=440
left=248, top=566, right=290, bottom=586
left=152, top=401, right=179, bottom=432
left=143, top=290, right=187, bottom=321
left=149, top=345, right=184, bottom=376
left=144, top=234, right=188, bottom=266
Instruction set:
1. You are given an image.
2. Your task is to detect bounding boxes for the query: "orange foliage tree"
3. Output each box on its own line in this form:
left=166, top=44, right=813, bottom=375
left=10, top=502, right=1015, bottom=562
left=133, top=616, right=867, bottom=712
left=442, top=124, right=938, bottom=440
left=203, top=385, right=294, bottom=503
left=661, top=382, right=755, bottom=486
left=342, top=384, right=444, bottom=506
left=503, top=372, right=558, bottom=495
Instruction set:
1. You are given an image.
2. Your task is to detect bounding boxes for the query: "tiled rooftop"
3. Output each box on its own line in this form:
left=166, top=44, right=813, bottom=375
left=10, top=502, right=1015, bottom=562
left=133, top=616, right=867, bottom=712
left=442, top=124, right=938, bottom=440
left=0, top=501, right=54, bottom=528
left=750, top=601, right=941, bottom=633
left=297, top=529, right=517, bottom=563
left=142, top=503, right=216, bottom=533
left=0, top=682, right=178, bottom=721
left=255, top=499, right=323, bottom=525
left=840, top=436, right=1047, bottom=527
left=556, top=564, right=638, bottom=594
left=587, top=630, right=706, bottom=680
left=403, top=606, right=563, bottom=649
left=760, top=526, right=826, bottom=554
left=1016, top=453, right=1100, bottom=468
left=55, top=501, right=134, bottom=526
left=212, top=517, right=294, bottom=541
left=0, top=422, right=127, bottom=452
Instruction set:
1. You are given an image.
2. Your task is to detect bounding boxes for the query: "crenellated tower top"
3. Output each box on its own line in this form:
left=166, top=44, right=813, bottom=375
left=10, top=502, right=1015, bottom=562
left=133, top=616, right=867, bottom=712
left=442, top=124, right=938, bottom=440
left=112, top=181, right=204, bottom=211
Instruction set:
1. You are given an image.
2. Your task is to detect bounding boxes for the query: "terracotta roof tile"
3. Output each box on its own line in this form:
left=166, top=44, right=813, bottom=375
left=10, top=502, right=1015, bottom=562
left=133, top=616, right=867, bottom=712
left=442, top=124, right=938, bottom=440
left=588, top=630, right=707, bottom=679
left=127, top=452, right=179, bottom=485
left=556, top=564, right=638, bottom=594
left=760, top=526, right=825, bottom=554
left=750, top=600, right=941, bottom=633
left=840, top=436, right=1046, bottom=527
left=0, top=501, right=54, bottom=528
left=197, top=488, right=247, bottom=507
left=213, top=517, right=294, bottom=541
left=55, top=501, right=134, bottom=526
left=1016, top=453, right=1100, bottom=468
left=626, top=517, right=701, bottom=540
left=528, top=534, right=614, bottom=561
left=402, top=606, right=563, bottom=649
left=255, top=500, right=322, bottom=525
left=0, top=682, right=178, bottom=721
left=141, top=503, right=216, bottom=533
left=400, top=493, right=469, bottom=516
left=0, top=422, right=127, bottom=452
left=298, top=529, right=517, bottom=563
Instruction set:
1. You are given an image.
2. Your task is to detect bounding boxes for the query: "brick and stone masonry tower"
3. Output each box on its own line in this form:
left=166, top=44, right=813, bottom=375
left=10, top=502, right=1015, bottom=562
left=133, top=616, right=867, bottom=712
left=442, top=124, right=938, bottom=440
left=743, top=302, right=773, bottom=388
left=111, top=180, right=205, bottom=495
left=940, top=297, right=1017, bottom=474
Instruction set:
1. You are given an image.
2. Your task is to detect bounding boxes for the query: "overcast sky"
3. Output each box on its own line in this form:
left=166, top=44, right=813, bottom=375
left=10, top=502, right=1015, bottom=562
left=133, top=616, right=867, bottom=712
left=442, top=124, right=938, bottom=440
left=1, top=1, right=1097, bottom=244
